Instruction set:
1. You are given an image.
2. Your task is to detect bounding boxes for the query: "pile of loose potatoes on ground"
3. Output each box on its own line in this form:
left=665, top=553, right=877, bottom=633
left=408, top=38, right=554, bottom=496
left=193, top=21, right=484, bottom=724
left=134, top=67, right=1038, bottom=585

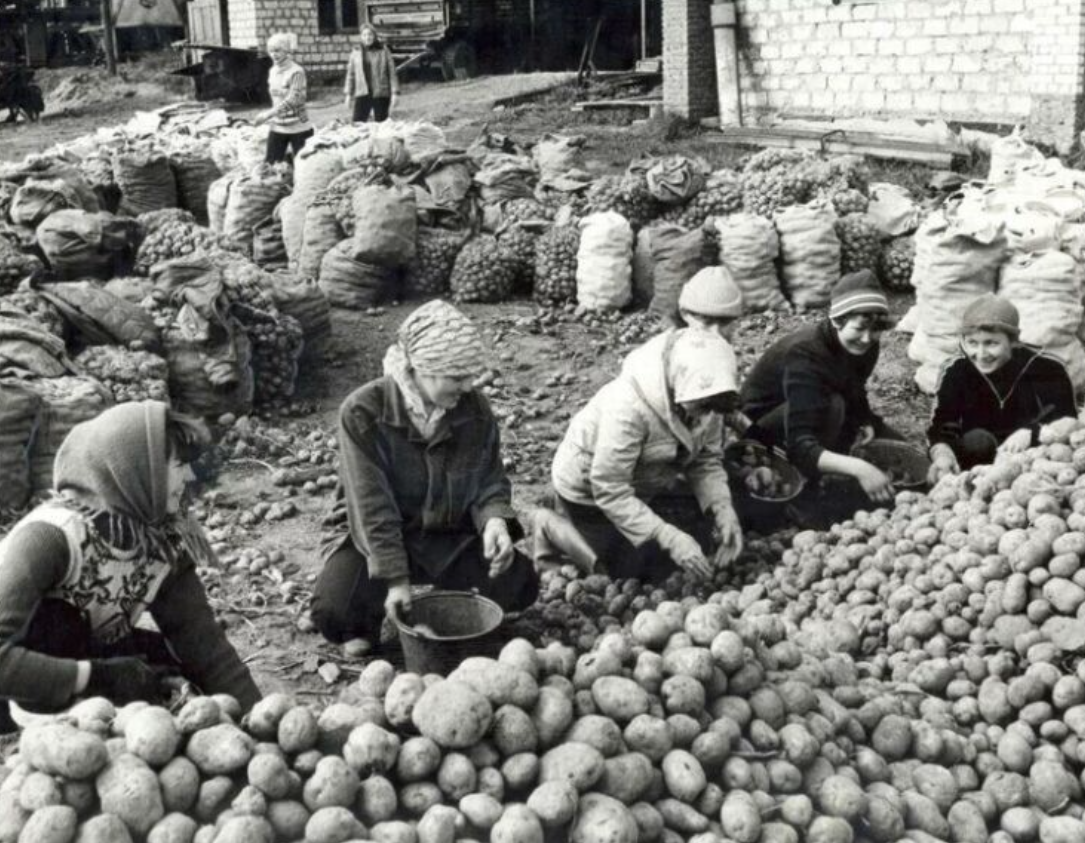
left=9, top=419, right=1085, bottom=843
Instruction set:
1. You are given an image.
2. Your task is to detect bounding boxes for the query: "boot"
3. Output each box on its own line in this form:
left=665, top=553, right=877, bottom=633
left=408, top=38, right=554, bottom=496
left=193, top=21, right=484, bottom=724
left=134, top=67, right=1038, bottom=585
left=532, top=508, right=598, bottom=575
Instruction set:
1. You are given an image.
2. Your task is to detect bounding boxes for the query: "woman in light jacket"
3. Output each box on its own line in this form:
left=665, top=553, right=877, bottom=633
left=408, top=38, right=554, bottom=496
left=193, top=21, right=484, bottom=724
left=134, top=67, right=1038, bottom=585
left=547, top=328, right=744, bottom=582
left=344, top=24, right=399, bottom=123
left=255, top=32, right=315, bottom=163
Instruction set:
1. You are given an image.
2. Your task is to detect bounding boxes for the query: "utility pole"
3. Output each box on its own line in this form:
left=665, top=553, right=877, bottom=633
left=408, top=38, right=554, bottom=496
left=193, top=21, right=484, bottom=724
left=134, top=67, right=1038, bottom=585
left=100, top=0, right=117, bottom=75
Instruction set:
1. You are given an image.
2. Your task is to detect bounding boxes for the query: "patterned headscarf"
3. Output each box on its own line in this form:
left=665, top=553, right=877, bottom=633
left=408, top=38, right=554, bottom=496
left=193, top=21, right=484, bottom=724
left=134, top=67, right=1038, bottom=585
left=667, top=329, right=739, bottom=403
left=396, top=299, right=486, bottom=377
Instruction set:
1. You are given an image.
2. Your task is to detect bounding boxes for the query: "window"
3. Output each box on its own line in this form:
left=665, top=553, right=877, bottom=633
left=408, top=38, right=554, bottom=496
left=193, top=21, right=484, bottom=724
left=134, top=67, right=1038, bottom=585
left=318, top=0, right=360, bottom=34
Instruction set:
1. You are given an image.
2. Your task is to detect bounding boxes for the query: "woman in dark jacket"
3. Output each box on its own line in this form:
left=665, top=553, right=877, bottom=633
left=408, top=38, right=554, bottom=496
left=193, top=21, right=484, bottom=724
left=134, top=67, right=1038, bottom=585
left=0, top=401, right=261, bottom=727
left=928, top=294, right=1076, bottom=483
left=344, top=24, right=399, bottom=123
left=312, top=300, right=539, bottom=652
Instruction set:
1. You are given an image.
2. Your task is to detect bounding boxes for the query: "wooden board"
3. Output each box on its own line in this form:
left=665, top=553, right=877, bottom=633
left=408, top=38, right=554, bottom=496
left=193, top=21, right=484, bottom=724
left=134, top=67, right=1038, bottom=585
left=707, top=126, right=968, bottom=167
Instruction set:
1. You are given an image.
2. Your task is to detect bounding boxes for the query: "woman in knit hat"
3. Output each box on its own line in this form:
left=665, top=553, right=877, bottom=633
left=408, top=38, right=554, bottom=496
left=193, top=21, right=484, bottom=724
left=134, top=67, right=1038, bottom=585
left=0, top=401, right=261, bottom=729
left=741, top=270, right=903, bottom=526
left=672, top=265, right=745, bottom=340
left=545, top=328, right=744, bottom=582
left=312, top=300, right=538, bottom=653
left=928, top=293, right=1076, bottom=483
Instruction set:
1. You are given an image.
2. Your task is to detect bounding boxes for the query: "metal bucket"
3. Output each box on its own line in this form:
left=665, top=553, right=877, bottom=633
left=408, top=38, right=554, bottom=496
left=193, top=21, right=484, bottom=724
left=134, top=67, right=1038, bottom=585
left=393, top=590, right=504, bottom=676
left=851, top=438, right=931, bottom=489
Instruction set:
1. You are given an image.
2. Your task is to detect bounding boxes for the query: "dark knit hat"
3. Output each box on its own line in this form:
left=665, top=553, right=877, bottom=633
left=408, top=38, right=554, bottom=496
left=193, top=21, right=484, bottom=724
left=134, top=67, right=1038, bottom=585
left=829, top=270, right=889, bottom=320
left=961, top=293, right=1020, bottom=339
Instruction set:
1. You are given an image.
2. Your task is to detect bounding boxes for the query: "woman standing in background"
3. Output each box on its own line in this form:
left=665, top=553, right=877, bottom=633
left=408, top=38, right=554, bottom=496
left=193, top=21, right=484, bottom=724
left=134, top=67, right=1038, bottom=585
left=344, top=24, right=399, bottom=123
left=256, top=32, right=315, bottom=164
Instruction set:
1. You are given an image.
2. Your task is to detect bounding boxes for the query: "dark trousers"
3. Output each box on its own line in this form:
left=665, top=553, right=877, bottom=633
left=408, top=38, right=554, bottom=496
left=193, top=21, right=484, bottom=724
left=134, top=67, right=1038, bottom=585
left=955, top=429, right=999, bottom=469
left=266, top=128, right=314, bottom=164
left=352, top=96, right=391, bottom=123
left=311, top=538, right=540, bottom=643
left=554, top=492, right=713, bottom=583
left=0, top=600, right=179, bottom=732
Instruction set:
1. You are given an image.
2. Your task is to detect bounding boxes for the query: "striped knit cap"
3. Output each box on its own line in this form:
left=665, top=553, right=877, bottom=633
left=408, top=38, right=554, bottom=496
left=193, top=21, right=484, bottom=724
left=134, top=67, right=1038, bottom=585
left=829, top=270, right=889, bottom=321
left=397, top=299, right=486, bottom=377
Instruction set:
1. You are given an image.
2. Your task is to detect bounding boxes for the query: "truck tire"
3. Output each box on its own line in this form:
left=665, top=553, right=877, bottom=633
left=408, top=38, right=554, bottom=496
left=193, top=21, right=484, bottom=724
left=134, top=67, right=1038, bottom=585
left=440, top=41, right=477, bottom=81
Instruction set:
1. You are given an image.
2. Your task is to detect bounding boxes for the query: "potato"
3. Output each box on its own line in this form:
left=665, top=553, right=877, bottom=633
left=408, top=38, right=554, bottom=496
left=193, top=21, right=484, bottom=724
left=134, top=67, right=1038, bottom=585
left=661, top=648, right=714, bottom=684
left=112, top=702, right=150, bottom=736
left=146, top=813, right=198, bottom=843
left=277, top=706, right=319, bottom=755
left=175, top=698, right=221, bottom=735
left=154, top=757, right=198, bottom=816
left=592, top=677, right=650, bottom=724
left=532, top=687, right=574, bottom=749
left=412, top=680, right=493, bottom=749
left=186, top=725, right=254, bottom=776
left=192, top=827, right=215, bottom=843
left=460, top=793, right=503, bottom=830
left=399, top=782, right=443, bottom=817
left=396, top=737, right=442, bottom=783
left=630, top=801, right=664, bottom=843
left=1040, top=817, right=1085, bottom=843
left=302, top=757, right=359, bottom=811
left=60, top=781, right=95, bottom=818
left=124, top=707, right=181, bottom=769
left=655, top=798, right=709, bottom=834
left=572, top=651, right=623, bottom=691
left=68, top=698, right=116, bottom=733
left=357, top=660, right=397, bottom=699
left=571, top=793, right=638, bottom=843
left=417, top=804, right=459, bottom=843
left=477, top=767, right=504, bottom=802
left=355, top=776, right=397, bottom=825
left=632, top=611, right=676, bottom=650
left=539, top=743, right=605, bottom=791
left=0, top=792, right=29, bottom=843
left=20, top=725, right=108, bottom=781
left=485, top=804, right=540, bottom=843
left=565, top=715, right=625, bottom=758
left=528, top=781, right=578, bottom=827
left=491, top=705, right=539, bottom=757
left=947, top=800, right=987, bottom=843
left=246, top=753, right=292, bottom=801
left=246, top=694, right=295, bottom=741
left=500, top=639, right=541, bottom=679
left=501, top=752, right=540, bottom=792
left=95, top=754, right=164, bottom=837
left=214, top=816, right=274, bottom=843
left=384, top=674, right=427, bottom=729
left=449, top=658, right=540, bottom=709
left=195, top=777, right=236, bottom=825
left=599, top=753, right=654, bottom=805
left=266, top=801, right=309, bottom=841
left=436, top=754, right=476, bottom=801
left=19, top=771, right=61, bottom=812
left=807, top=815, right=854, bottom=843
left=720, top=791, right=761, bottom=843
left=18, top=806, right=77, bottom=843
left=370, top=820, right=416, bottom=843
left=343, top=723, right=401, bottom=776
left=73, top=814, right=133, bottom=843
left=304, top=807, right=365, bottom=843
left=624, top=716, right=673, bottom=763
left=231, top=785, right=267, bottom=817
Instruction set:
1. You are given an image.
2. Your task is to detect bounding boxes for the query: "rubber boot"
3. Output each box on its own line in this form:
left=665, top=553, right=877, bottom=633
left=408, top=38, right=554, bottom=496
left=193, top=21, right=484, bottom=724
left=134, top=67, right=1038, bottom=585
left=532, top=508, right=598, bottom=575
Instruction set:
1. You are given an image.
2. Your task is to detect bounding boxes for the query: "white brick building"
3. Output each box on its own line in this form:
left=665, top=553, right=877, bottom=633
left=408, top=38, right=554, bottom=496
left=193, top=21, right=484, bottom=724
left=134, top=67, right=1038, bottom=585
left=663, top=0, right=1085, bottom=152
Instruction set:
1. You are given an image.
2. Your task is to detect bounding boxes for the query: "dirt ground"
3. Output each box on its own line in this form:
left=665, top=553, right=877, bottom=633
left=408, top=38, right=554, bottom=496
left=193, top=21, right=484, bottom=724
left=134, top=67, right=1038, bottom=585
left=0, top=59, right=942, bottom=700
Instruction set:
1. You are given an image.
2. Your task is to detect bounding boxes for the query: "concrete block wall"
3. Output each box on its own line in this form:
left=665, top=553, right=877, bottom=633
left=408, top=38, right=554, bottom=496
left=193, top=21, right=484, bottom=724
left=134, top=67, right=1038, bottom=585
left=664, top=0, right=1085, bottom=151
left=663, top=0, right=719, bottom=119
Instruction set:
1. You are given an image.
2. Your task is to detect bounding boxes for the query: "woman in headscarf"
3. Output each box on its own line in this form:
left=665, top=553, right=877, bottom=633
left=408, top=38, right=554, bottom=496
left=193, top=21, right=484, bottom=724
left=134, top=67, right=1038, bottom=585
left=0, top=401, right=261, bottom=726
left=544, top=328, right=744, bottom=581
left=255, top=32, right=315, bottom=163
left=312, top=300, right=539, bottom=652
left=344, top=24, right=399, bottom=123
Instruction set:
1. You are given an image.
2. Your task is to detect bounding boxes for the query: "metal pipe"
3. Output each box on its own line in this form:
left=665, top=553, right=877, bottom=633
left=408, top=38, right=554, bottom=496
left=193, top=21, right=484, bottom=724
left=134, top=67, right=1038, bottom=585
left=100, top=0, right=117, bottom=75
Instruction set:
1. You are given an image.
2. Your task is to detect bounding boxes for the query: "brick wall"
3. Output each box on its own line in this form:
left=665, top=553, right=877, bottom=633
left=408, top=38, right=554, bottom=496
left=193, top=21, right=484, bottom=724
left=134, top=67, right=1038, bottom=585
left=664, top=0, right=1085, bottom=152
left=229, top=0, right=359, bottom=75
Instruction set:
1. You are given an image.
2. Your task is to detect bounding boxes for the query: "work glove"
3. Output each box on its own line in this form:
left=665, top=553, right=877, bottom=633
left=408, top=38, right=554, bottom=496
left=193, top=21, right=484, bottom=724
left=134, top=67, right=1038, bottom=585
left=85, top=657, right=170, bottom=705
left=657, top=523, right=712, bottom=581
left=713, top=504, right=744, bottom=568
left=927, top=444, right=959, bottom=486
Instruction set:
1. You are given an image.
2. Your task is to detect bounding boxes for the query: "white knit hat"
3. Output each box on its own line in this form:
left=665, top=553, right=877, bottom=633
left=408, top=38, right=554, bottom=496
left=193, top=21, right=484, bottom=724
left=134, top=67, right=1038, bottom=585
left=678, top=266, right=744, bottom=319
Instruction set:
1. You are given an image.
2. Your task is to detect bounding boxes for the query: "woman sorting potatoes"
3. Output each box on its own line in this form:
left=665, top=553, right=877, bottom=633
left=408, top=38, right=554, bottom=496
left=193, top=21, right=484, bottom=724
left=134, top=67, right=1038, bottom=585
left=0, top=402, right=261, bottom=730
left=312, top=300, right=540, bottom=655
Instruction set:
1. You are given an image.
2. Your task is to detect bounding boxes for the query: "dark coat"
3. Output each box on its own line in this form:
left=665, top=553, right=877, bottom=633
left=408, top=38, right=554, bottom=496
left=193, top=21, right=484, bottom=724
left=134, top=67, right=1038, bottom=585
left=928, top=346, right=1076, bottom=450
left=325, top=376, right=520, bottom=581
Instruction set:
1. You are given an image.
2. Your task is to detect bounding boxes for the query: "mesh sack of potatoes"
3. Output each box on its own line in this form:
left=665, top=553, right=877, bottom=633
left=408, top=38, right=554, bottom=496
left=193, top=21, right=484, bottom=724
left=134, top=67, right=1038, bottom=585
left=232, top=301, right=305, bottom=404
left=835, top=213, right=883, bottom=277
left=658, top=169, right=744, bottom=229
left=74, top=345, right=170, bottom=404
left=113, top=148, right=177, bottom=217
left=533, top=224, right=579, bottom=305
left=0, top=382, right=41, bottom=511
left=135, top=219, right=224, bottom=274
left=0, top=238, right=44, bottom=295
left=170, top=151, right=222, bottom=225
left=269, top=271, right=332, bottom=345
left=450, top=234, right=520, bottom=303
left=879, top=235, right=915, bottom=292
left=319, top=240, right=398, bottom=309
left=774, top=202, right=842, bottom=310
left=713, top=213, right=786, bottom=313
left=403, top=227, right=467, bottom=298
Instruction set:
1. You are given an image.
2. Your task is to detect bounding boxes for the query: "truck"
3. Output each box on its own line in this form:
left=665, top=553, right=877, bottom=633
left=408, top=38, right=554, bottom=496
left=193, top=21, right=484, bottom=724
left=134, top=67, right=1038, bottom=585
left=359, top=0, right=530, bottom=80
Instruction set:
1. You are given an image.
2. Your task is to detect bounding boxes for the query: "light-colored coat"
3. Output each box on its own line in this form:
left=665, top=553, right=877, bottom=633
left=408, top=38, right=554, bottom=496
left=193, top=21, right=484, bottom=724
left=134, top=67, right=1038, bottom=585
left=344, top=46, right=399, bottom=98
left=551, top=330, right=733, bottom=548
